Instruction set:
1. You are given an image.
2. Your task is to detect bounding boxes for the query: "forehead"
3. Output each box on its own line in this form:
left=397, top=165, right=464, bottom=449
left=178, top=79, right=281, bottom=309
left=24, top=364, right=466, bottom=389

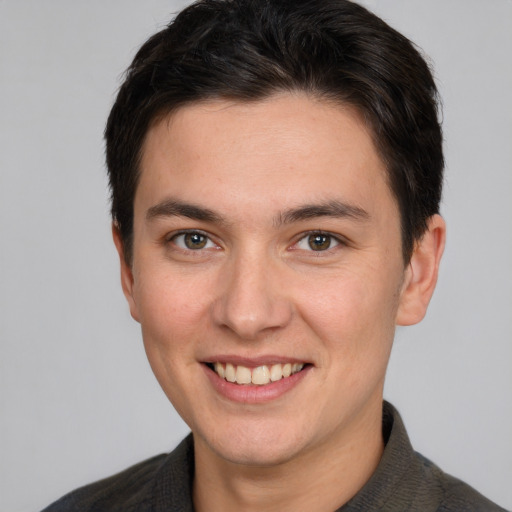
left=137, top=93, right=396, bottom=221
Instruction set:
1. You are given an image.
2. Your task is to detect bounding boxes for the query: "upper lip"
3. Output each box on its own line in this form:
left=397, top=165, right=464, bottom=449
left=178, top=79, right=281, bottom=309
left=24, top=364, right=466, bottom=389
left=202, top=354, right=311, bottom=367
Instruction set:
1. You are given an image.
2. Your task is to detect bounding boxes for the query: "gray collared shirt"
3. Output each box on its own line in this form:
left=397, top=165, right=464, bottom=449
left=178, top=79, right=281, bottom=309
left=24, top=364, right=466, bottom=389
left=42, top=402, right=507, bottom=511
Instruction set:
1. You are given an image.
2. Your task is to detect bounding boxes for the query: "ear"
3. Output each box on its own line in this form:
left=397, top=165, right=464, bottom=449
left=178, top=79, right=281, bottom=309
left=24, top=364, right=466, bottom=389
left=396, top=214, right=446, bottom=326
left=112, top=223, right=140, bottom=323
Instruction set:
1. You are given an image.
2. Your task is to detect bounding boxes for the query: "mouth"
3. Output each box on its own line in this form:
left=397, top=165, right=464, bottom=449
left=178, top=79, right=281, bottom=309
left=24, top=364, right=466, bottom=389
left=206, top=361, right=307, bottom=386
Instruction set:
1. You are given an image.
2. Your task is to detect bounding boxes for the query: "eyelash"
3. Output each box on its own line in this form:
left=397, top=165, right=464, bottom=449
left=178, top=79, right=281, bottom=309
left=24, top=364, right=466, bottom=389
left=168, top=230, right=219, bottom=252
left=166, top=229, right=345, bottom=254
left=292, top=231, right=345, bottom=253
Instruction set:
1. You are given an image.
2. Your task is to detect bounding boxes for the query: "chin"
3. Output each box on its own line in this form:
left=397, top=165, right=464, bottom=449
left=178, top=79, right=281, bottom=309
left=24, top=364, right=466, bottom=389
left=196, top=418, right=312, bottom=467
left=214, top=440, right=303, bottom=467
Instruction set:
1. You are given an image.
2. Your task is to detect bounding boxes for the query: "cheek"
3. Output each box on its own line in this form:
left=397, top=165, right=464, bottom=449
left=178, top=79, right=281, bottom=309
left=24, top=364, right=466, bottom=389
left=132, top=268, right=211, bottom=386
left=134, top=263, right=210, bottom=338
left=296, top=268, right=399, bottom=362
left=133, top=271, right=211, bottom=425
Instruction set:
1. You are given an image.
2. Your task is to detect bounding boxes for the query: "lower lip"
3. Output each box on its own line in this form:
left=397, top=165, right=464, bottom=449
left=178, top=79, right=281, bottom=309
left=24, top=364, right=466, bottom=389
left=203, top=364, right=311, bottom=404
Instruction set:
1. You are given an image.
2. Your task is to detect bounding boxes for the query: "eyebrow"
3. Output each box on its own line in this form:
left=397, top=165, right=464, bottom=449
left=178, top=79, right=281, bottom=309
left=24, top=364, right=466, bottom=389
left=275, top=200, right=369, bottom=226
left=146, top=198, right=369, bottom=226
left=146, top=199, right=225, bottom=224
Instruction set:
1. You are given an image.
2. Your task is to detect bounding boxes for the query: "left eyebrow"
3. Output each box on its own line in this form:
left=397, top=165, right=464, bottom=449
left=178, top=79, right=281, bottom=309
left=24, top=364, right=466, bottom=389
left=275, top=200, right=369, bottom=226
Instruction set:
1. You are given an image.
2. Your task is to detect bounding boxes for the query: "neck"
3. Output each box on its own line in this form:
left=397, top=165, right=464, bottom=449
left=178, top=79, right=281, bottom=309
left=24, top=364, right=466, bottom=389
left=193, top=400, right=384, bottom=512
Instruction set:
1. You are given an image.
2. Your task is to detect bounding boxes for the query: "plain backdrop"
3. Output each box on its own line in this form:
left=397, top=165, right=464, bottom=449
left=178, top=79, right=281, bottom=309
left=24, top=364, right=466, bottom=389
left=1, top=1, right=511, bottom=511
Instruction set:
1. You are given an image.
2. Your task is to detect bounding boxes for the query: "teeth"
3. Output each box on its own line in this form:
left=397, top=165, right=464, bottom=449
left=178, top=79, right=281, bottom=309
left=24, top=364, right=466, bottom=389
left=235, top=365, right=252, bottom=384
left=214, top=362, right=225, bottom=379
left=212, top=362, right=305, bottom=385
left=225, top=363, right=236, bottom=383
left=270, top=364, right=283, bottom=382
left=252, top=366, right=270, bottom=385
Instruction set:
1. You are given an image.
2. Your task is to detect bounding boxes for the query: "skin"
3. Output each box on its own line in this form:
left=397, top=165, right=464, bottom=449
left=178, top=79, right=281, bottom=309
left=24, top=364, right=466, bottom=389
left=113, top=92, right=445, bottom=512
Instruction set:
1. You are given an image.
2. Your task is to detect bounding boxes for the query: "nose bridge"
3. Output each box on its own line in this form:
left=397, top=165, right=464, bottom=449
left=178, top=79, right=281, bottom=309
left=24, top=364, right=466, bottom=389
left=213, top=243, right=291, bottom=340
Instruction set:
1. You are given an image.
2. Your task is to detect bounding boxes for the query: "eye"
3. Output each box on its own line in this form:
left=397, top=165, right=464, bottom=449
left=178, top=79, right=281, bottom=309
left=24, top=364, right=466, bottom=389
left=295, top=232, right=341, bottom=252
left=171, top=231, right=217, bottom=251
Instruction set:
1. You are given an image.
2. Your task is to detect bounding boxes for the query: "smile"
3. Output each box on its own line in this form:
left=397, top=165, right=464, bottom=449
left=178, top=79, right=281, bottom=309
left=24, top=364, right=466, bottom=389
left=209, top=362, right=305, bottom=386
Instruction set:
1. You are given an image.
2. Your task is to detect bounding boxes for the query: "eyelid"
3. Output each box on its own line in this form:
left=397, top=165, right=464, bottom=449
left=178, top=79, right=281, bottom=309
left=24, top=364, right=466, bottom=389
left=167, top=229, right=220, bottom=251
left=291, top=230, right=347, bottom=252
left=164, top=228, right=346, bottom=253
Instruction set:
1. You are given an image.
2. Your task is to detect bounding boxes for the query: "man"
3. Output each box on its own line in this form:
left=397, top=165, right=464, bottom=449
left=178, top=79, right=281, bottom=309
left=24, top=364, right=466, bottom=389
left=43, top=0, right=506, bottom=510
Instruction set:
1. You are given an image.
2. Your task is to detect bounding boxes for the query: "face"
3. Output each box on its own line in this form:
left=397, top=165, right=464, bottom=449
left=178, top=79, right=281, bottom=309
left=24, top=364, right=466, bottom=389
left=117, top=93, right=427, bottom=468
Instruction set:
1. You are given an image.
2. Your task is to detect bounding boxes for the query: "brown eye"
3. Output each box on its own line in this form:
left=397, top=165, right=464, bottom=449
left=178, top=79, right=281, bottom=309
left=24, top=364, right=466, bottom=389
left=307, top=233, right=333, bottom=251
left=172, top=232, right=214, bottom=250
left=295, top=232, right=341, bottom=252
left=184, top=233, right=207, bottom=249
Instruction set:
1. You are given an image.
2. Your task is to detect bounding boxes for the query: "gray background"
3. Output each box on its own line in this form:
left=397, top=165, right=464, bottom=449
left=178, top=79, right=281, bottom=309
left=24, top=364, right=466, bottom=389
left=1, top=1, right=511, bottom=511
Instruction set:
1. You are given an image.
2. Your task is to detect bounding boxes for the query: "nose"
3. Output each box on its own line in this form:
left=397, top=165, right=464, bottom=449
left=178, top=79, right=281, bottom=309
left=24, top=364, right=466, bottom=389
left=212, top=250, right=293, bottom=340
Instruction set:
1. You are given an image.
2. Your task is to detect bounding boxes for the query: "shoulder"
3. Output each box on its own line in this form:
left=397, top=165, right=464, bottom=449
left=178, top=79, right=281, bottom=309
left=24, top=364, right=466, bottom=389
left=41, top=435, right=195, bottom=512
left=41, top=453, right=167, bottom=512
left=414, top=452, right=508, bottom=512
left=354, top=403, right=508, bottom=512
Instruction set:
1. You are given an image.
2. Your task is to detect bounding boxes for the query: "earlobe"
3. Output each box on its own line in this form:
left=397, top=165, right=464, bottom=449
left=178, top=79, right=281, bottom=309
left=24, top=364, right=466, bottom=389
left=396, top=214, right=446, bottom=326
left=112, top=224, right=140, bottom=323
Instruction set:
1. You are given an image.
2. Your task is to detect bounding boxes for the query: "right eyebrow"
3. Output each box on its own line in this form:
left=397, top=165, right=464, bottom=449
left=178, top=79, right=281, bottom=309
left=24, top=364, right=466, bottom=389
left=145, top=198, right=226, bottom=225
